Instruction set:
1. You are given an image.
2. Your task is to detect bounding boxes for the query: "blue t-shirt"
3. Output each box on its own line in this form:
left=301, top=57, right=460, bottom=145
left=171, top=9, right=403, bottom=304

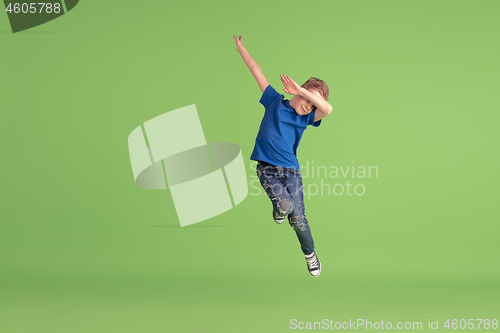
left=250, top=85, right=321, bottom=170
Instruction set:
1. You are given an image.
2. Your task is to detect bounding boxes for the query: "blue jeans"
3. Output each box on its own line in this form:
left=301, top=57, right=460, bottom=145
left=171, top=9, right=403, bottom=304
left=256, top=161, right=315, bottom=255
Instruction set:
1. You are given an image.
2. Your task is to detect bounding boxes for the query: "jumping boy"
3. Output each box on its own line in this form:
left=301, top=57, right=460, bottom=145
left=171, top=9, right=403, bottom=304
left=233, top=36, right=332, bottom=277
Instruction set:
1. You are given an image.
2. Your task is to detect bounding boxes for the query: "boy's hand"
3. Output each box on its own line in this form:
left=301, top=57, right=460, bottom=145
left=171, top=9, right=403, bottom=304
left=233, top=35, right=243, bottom=51
left=280, top=75, right=301, bottom=95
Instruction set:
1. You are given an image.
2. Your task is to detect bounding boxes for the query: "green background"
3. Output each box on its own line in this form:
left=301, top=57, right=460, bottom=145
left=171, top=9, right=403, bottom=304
left=1, top=0, right=499, bottom=332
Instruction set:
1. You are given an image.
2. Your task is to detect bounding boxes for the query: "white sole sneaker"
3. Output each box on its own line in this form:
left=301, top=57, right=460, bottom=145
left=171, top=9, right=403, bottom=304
left=305, top=252, right=321, bottom=277
left=272, top=209, right=286, bottom=224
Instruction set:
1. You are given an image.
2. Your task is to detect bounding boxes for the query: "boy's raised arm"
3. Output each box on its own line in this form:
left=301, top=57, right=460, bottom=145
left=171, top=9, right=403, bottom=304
left=233, top=36, right=269, bottom=93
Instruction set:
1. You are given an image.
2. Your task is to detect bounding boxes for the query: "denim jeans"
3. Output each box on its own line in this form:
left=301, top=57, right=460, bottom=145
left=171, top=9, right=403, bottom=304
left=256, top=161, right=315, bottom=255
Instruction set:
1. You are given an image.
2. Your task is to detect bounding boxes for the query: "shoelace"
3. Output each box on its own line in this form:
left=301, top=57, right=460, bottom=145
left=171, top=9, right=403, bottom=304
left=306, top=255, right=319, bottom=270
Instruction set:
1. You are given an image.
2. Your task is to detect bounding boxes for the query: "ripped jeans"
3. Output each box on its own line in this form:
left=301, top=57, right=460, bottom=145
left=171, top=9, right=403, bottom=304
left=256, top=161, right=315, bottom=255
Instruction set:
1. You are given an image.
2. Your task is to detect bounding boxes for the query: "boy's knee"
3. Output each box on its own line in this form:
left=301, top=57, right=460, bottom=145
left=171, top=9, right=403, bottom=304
left=276, top=199, right=293, bottom=215
left=289, top=215, right=306, bottom=229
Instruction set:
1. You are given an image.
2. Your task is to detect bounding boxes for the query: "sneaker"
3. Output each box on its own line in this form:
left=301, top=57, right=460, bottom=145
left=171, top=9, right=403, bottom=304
left=305, top=252, right=321, bottom=277
left=272, top=209, right=286, bottom=224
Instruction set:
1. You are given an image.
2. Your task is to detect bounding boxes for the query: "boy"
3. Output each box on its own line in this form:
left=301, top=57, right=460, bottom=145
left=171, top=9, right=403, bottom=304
left=233, top=36, right=332, bottom=277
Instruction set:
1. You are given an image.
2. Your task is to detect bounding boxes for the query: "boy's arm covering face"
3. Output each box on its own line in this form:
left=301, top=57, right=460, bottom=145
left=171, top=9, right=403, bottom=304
left=281, top=75, right=332, bottom=121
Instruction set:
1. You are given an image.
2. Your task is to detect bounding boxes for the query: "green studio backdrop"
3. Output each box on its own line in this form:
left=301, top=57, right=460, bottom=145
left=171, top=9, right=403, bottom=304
left=1, top=0, right=499, bottom=332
